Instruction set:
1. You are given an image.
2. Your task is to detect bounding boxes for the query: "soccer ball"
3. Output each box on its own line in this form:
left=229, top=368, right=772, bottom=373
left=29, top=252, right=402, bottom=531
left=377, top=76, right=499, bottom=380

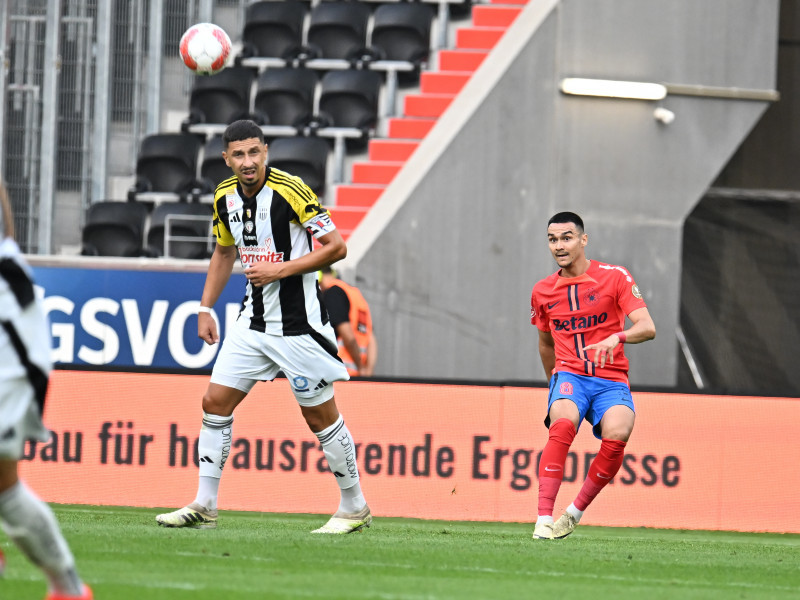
left=179, top=23, right=231, bottom=76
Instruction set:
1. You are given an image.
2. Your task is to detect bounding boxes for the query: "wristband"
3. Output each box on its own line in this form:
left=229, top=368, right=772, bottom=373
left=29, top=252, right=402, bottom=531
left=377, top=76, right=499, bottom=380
left=197, top=306, right=212, bottom=314
left=616, top=332, right=627, bottom=343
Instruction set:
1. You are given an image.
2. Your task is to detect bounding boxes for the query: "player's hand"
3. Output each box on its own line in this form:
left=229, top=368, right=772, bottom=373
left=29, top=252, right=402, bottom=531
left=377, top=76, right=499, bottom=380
left=198, top=312, right=220, bottom=345
left=584, top=335, right=620, bottom=368
left=244, top=262, right=284, bottom=287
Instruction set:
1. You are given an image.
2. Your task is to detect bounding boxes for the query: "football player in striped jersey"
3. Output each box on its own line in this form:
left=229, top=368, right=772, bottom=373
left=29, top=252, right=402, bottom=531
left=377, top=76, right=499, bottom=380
left=157, top=120, right=370, bottom=534
left=0, top=182, right=92, bottom=598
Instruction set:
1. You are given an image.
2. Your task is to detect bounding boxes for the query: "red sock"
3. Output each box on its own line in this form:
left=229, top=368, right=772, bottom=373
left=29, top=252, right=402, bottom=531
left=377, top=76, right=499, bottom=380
left=537, top=418, right=576, bottom=516
left=574, top=438, right=626, bottom=511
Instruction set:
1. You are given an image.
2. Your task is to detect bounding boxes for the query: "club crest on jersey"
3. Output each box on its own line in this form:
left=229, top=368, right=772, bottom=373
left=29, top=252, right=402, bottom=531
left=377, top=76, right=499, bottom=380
left=584, top=287, right=600, bottom=306
left=631, top=284, right=643, bottom=299
left=244, top=221, right=254, bottom=233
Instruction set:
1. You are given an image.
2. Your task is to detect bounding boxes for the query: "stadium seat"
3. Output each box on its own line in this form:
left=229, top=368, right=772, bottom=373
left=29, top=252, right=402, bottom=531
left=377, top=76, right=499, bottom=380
left=318, top=69, right=383, bottom=150
left=253, top=67, right=319, bottom=127
left=80, top=200, right=148, bottom=257
left=241, top=1, right=308, bottom=59
left=130, top=133, right=203, bottom=202
left=307, top=1, right=372, bottom=60
left=146, top=201, right=214, bottom=259
left=183, top=66, right=257, bottom=128
left=199, top=135, right=233, bottom=193
left=370, top=3, right=435, bottom=84
left=267, top=136, right=330, bottom=197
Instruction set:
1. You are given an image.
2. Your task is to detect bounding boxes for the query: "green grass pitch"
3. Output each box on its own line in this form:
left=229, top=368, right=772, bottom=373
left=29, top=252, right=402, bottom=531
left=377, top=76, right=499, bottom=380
left=2, top=505, right=799, bottom=599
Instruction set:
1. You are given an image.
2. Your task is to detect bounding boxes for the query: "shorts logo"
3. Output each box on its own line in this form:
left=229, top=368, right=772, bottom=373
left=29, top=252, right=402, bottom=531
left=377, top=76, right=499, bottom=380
left=559, top=382, right=573, bottom=395
left=292, top=376, right=309, bottom=392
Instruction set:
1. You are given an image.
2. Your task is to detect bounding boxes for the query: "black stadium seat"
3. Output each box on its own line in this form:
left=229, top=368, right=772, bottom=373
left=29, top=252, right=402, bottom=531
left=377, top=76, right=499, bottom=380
left=242, top=1, right=308, bottom=59
left=146, top=201, right=214, bottom=259
left=253, top=67, right=318, bottom=127
left=184, top=66, right=256, bottom=127
left=268, top=136, right=330, bottom=197
left=130, top=133, right=203, bottom=200
left=199, top=135, right=233, bottom=192
left=370, top=2, right=435, bottom=84
left=318, top=69, right=382, bottom=149
left=80, top=200, right=148, bottom=257
left=307, top=1, right=371, bottom=60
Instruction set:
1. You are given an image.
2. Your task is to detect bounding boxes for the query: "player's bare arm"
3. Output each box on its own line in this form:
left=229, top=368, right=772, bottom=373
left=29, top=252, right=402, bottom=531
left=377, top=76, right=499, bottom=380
left=538, top=329, right=557, bottom=379
left=584, top=306, right=656, bottom=367
left=244, top=228, right=347, bottom=287
left=199, top=242, right=238, bottom=345
left=336, top=321, right=364, bottom=374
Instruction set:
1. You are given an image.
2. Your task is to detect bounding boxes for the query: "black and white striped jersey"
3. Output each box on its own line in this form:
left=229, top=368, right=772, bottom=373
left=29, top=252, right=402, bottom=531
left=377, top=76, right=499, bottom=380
left=212, top=167, right=337, bottom=336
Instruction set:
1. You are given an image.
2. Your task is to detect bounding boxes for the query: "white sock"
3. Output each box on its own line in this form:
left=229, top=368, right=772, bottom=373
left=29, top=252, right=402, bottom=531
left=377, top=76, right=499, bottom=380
left=315, top=415, right=366, bottom=513
left=536, top=515, right=554, bottom=525
left=566, top=503, right=583, bottom=522
left=195, top=476, right=221, bottom=512
left=194, top=412, right=233, bottom=510
left=0, top=481, right=84, bottom=595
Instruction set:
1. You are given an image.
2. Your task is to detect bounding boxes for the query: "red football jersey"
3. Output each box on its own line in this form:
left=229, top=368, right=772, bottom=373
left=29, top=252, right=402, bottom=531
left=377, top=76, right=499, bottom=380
left=531, top=260, right=647, bottom=383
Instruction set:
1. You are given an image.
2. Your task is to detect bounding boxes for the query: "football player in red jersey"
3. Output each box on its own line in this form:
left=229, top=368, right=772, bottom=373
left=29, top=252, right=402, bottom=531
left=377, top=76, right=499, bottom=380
left=530, top=212, right=656, bottom=539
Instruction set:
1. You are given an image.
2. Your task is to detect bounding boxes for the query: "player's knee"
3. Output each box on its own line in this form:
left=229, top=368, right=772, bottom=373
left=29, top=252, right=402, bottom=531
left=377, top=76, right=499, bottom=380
left=600, top=424, right=633, bottom=442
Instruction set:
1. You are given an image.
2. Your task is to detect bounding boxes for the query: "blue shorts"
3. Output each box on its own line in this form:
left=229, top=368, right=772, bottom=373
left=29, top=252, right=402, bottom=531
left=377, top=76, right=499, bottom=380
left=545, top=371, right=634, bottom=440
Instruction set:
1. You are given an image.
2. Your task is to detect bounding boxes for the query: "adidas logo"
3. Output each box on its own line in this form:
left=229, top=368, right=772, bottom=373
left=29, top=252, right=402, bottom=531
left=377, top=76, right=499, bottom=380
left=199, top=456, right=214, bottom=463
left=333, top=471, right=345, bottom=478
left=313, top=379, right=328, bottom=392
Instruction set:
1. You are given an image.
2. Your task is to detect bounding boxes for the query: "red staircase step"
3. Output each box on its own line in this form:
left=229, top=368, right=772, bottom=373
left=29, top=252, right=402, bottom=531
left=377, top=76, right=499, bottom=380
left=438, top=49, right=489, bottom=72
left=404, top=93, right=455, bottom=118
left=472, top=6, right=523, bottom=27
left=352, top=161, right=404, bottom=184
left=368, top=139, right=419, bottom=162
left=420, top=71, right=471, bottom=94
left=456, top=27, right=506, bottom=50
left=387, top=117, right=437, bottom=139
left=328, top=206, right=370, bottom=233
left=334, top=184, right=385, bottom=208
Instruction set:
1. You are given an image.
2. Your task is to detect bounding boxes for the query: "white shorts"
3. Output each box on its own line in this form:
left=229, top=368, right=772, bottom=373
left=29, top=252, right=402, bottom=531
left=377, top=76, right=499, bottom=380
left=0, top=303, right=52, bottom=459
left=210, top=318, right=349, bottom=407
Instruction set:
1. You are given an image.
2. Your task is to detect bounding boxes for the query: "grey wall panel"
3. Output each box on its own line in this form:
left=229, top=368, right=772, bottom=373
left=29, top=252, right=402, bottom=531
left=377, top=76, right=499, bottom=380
left=339, top=0, right=781, bottom=386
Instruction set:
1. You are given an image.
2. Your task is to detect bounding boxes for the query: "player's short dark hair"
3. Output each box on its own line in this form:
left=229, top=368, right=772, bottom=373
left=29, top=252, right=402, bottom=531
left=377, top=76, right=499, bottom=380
left=223, top=119, right=265, bottom=147
left=548, top=212, right=584, bottom=233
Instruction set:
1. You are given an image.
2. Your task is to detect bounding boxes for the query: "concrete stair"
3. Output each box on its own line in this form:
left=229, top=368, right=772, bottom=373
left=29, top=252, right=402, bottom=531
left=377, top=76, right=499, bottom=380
left=332, top=2, right=526, bottom=238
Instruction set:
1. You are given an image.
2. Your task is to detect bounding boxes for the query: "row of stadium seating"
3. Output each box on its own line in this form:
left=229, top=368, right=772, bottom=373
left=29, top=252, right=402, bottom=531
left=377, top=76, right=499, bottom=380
left=182, top=66, right=383, bottom=151
left=127, top=132, right=331, bottom=204
left=80, top=199, right=213, bottom=259
left=239, top=0, right=440, bottom=67
left=84, top=0, right=488, bottom=258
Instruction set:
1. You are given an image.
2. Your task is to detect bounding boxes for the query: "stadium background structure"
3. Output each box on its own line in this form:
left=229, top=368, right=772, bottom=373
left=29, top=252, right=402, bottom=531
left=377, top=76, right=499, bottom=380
left=1, top=0, right=799, bottom=396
